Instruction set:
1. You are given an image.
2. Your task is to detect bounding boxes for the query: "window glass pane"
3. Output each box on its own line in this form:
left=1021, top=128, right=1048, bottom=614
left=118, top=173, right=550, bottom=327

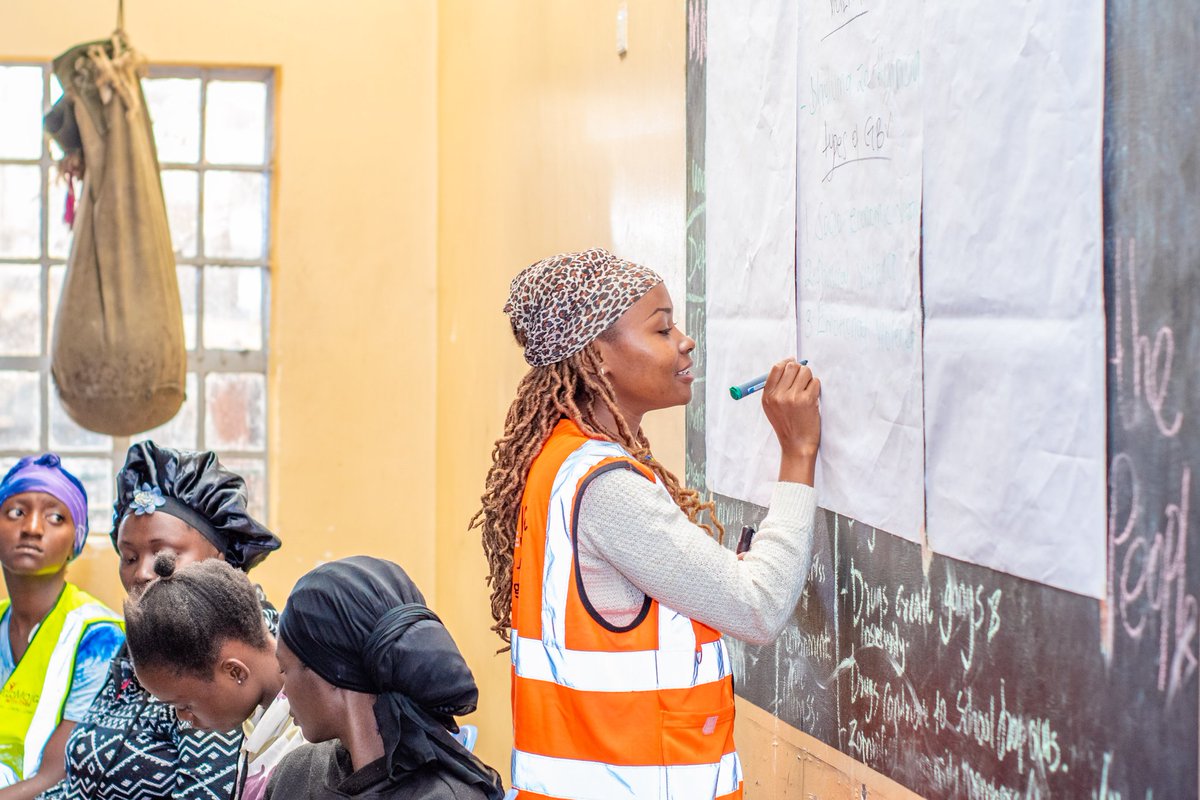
left=47, top=79, right=64, bottom=160
left=203, top=171, right=265, bottom=259
left=205, top=373, right=265, bottom=450
left=223, top=457, right=267, bottom=524
left=46, top=174, right=74, bottom=260
left=161, top=169, right=199, bottom=257
left=0, top=264, right=41, bottom=356
left=139, top=372, right=198, bottom=449
left=178, top=265, right=198, bottom=350
left=47, top=80, right=65, bottom=161
left=64, top=456, right=116, bottom=538
left=0, top=165, right=41, bottom=258
left=47, top=265, right=63, bottom=342
left=49, top=389, right=112, bottom=452
left=205, top=81, right=267, bottom=166
left=143, top=77, right=201, bottom=163
left=0, top=66, right=44, bottom=159
left=0, top=371, right=40, bottom=449
left=204, top=266, right=263, bottom=350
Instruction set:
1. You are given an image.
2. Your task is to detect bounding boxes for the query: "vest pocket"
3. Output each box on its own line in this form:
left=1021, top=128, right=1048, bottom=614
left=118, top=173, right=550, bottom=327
left=660, top=703, right=735, bottom=765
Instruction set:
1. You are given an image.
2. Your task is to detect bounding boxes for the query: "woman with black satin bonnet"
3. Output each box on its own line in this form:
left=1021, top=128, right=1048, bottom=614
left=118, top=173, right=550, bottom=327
left=36, top=441, right=282, bottom=800
left=267, top=556, right=505, bottom=800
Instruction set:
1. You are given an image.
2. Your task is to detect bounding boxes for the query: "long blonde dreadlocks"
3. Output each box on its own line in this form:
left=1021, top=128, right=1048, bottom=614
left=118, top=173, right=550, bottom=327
left=471, top=341, right=723, bottom=645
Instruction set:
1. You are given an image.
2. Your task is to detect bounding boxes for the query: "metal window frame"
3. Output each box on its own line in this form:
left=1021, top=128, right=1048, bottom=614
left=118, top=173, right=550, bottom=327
left=0, top=62, right=274, bottom=526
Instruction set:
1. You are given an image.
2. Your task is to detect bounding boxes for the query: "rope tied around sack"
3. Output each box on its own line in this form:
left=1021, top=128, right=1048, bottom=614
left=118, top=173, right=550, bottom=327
left=84, top=33, right=146, bottom=118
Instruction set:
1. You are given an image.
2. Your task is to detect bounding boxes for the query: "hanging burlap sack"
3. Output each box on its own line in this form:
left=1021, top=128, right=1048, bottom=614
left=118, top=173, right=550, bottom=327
left=45, top=33, right=184, bottom=435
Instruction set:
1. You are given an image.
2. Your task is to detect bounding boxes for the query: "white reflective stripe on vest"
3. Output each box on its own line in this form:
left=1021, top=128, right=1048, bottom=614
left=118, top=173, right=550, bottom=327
left=512, top=749, right=742, bottom=800
left=21, top=603, right=109, bottom=779
left=651, top=604, right=689, bottom=650
left=512, top=634, right=731, bottom=692
left=538, top=440, right=702, bottom=658
left=541, top=439, right=629, bottom=645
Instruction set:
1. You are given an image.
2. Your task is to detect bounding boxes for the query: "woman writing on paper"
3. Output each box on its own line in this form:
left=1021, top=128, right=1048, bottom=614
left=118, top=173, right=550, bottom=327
left=473, top=248, right=821, bottom=800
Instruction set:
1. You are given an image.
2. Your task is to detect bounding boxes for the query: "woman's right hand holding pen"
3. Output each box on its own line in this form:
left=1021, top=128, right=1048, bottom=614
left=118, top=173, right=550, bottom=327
left=761, top=357, right=821, bottom=486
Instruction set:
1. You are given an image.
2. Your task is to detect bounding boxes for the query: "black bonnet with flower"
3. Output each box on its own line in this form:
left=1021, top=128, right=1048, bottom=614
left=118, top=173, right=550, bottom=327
left=112, top=441, right=280, bottom=571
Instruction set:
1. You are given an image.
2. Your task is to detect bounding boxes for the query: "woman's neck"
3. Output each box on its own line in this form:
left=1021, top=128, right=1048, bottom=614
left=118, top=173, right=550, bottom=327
left=339, top=692, right=387, bottom=773
left=251, top=648, right=286, bottom=710
left=4, top=570, right=66, bottom=627
left=590, top=403, right=643, bottom=442
left=3, top=570, right=66, bottom=660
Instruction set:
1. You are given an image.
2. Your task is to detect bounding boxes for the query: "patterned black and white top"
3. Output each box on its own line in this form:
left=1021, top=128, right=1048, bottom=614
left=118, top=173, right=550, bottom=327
left=36, top=590, right=279, bottom=800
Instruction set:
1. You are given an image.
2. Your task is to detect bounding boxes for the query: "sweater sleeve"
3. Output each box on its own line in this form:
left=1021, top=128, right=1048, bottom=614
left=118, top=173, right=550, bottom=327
left=62, top=622, right=125, bottom=722
left=576, top=468, right=816, bottom=645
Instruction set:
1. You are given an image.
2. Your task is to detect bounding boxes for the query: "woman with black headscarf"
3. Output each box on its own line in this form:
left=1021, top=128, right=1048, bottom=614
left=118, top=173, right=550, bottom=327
left=267, top=556, right=506, bottom=800
left=36, top=441, right=282, bottom=800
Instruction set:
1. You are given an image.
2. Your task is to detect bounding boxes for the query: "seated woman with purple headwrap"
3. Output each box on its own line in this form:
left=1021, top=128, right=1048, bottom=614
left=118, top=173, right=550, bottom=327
left=0, top=455, right=124, bottom=800
left=267, top=556, right=506, bottom=800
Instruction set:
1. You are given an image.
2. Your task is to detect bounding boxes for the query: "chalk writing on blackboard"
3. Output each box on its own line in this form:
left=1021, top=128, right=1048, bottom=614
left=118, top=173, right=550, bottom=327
left=1112, top=238, right=1182, bottom=437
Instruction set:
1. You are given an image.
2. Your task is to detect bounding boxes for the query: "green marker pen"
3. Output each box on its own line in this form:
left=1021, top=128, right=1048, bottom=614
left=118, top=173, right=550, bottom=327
left=729, top=360, right=808, bottom=400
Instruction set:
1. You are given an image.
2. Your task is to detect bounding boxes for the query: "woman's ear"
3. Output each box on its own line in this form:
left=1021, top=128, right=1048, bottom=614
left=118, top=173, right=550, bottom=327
left=592, top=339, right=612, bottom=376
left=221, top=657, right=251, bottom=687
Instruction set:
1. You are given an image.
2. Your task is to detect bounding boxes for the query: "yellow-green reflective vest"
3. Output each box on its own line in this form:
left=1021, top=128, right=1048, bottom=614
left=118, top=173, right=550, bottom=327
left=0, top=583, right=122, bottom=785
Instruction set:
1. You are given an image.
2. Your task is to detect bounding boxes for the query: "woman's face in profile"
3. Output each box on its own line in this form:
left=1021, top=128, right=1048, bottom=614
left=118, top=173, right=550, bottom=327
left=276, top=637, right=342, bottom=743
left=135, top=661, right=251, bottom=733
left=594, top=283, right=697, bottom=418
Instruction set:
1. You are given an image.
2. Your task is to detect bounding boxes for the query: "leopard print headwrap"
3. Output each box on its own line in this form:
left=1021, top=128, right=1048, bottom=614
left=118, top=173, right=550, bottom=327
left=504, top=248, right=663, bottom=367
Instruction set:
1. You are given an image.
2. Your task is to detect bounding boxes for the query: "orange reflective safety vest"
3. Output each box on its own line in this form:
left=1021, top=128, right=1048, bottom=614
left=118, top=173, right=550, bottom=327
left=510, top=419, right=743, bottom=800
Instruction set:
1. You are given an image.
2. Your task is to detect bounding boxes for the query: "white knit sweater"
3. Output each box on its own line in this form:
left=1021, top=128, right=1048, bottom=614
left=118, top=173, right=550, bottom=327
left=575, top=470, right=816, bottom=645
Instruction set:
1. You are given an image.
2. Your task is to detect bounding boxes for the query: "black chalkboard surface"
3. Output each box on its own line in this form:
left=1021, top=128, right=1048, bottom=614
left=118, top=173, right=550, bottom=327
left=685, top=2, right=1199, bottom=797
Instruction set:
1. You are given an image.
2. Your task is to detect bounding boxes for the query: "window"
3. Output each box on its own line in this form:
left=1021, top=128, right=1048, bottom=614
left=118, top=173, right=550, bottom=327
left=0, top=63, right=274, bottom=538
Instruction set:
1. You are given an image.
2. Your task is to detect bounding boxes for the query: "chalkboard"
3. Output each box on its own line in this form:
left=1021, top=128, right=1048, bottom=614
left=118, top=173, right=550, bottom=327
left=685, top=2, right=1200, bottom=796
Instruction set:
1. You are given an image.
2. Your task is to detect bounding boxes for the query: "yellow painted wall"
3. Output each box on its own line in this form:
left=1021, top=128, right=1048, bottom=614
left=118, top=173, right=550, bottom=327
left=434, top=0, right=688, bottom=775
left=2, top=1, right=919, bottom=795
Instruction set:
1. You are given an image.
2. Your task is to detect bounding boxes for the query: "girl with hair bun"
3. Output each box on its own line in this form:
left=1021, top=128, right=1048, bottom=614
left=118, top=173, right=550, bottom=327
left=124, top=555, right=303, bottom=800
